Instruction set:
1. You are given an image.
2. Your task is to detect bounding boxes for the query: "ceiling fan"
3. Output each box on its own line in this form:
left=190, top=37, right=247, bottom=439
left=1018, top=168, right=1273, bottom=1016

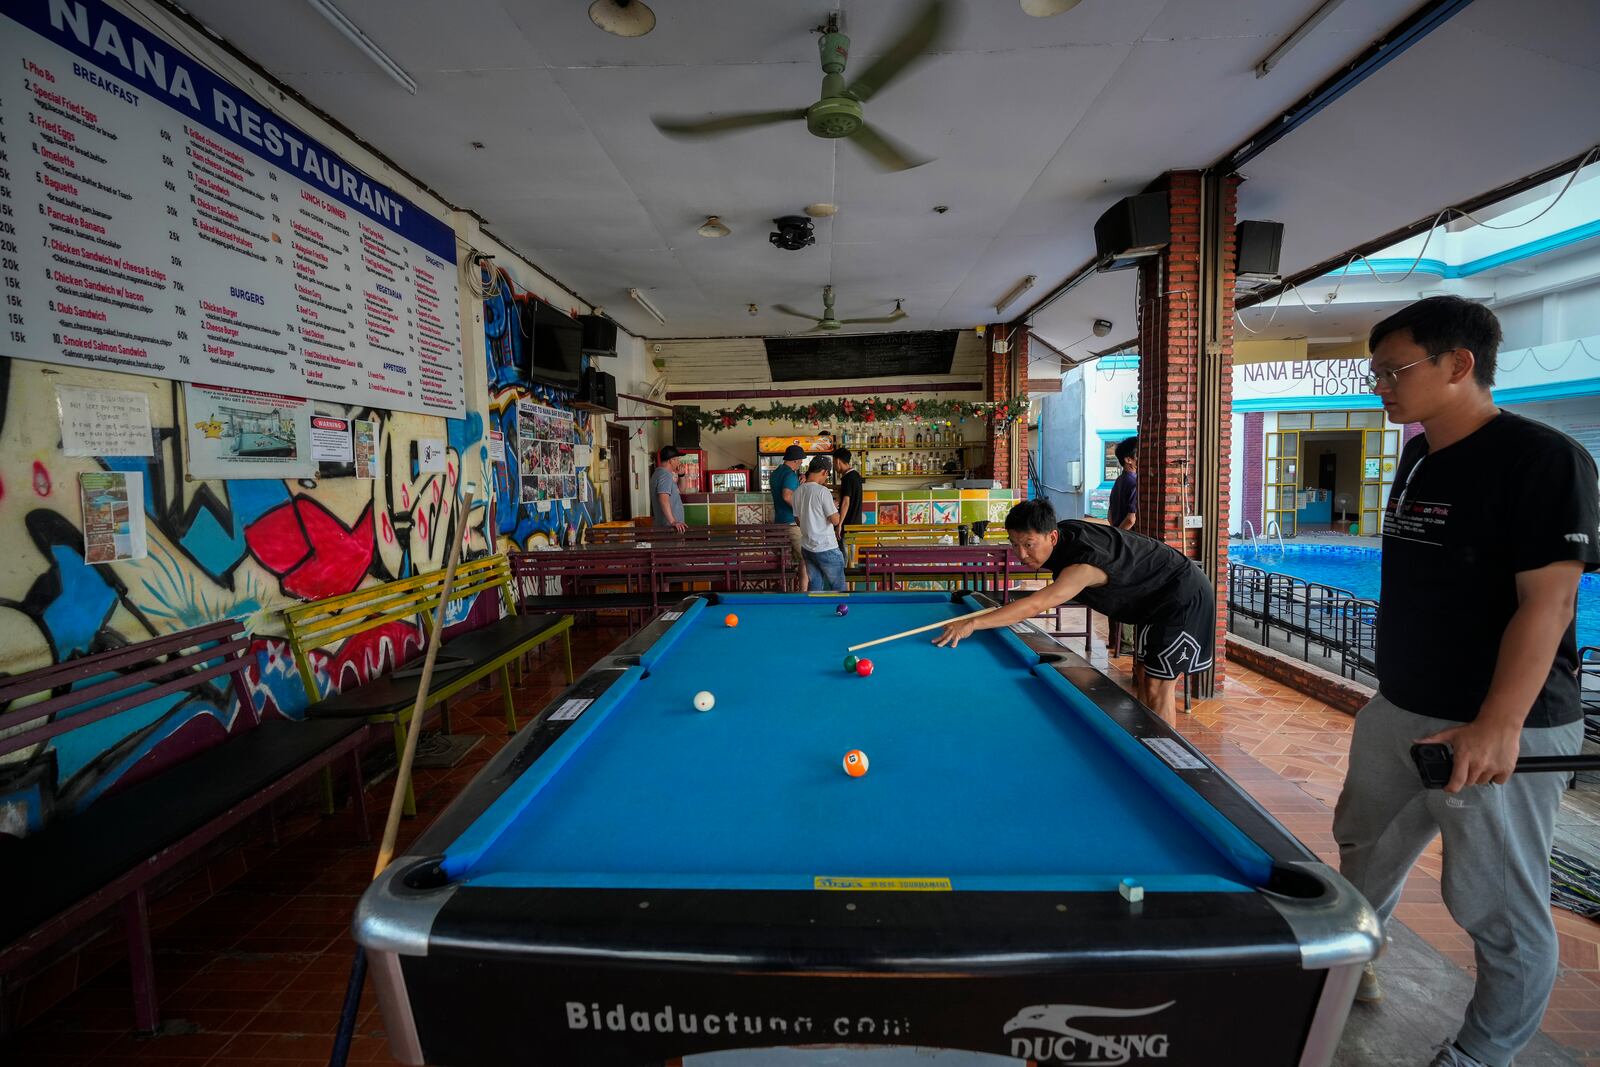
left=774, top=286, right=907, bottom=332
left=651, top=0, right=946, bottom=172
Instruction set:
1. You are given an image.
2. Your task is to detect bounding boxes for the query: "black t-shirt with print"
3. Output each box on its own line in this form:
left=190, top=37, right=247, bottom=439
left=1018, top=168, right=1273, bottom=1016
left=1042, top=520, right=1207, bottom=621
left=1377, top=412, right=1600, bottom=727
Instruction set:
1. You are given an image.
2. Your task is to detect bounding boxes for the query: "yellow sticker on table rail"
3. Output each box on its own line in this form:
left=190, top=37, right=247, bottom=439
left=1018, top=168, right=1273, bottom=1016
left=813, top=876, right=952, bottom=891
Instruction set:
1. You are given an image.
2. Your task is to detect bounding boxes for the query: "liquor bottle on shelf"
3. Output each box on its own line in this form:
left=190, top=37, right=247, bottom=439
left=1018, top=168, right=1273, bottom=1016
left=897, top=426, right=906, bottom=447
left=914, top=429, right=923, bottom=446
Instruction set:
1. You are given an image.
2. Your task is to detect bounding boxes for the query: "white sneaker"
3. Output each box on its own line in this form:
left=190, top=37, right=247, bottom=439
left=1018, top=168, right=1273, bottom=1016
left=1427, top=1041, right=1488, bottom=1067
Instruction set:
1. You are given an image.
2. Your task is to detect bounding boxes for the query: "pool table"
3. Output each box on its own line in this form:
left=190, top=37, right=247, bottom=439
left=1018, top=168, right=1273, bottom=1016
left=357, top=592, right=1379, bottom=1066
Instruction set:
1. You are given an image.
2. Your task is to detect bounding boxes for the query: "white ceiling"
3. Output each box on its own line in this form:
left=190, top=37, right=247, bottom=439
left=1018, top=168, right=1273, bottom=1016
left=176, top=0, right=1600, bottom=345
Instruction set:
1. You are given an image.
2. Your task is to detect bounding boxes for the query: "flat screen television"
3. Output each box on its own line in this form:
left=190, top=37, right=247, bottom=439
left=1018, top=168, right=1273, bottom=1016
left=526, top=300, right=583, bottom=386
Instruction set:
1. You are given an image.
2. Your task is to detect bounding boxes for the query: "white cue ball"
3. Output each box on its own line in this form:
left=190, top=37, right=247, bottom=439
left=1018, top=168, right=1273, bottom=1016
left=693, top=691, right=715, bottom=712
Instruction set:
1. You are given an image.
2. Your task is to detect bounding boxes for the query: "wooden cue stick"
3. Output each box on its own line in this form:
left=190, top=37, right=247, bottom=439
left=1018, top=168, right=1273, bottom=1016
left=372, top=482, right=478, bottom=879
left=846, top=607, right=997, bottom=652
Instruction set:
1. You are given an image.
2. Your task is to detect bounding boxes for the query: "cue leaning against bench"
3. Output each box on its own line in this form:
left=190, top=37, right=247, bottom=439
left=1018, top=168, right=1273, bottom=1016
left=284, top=555, right=574, bottom=816
left=0, top=620, right=372, bottom=1033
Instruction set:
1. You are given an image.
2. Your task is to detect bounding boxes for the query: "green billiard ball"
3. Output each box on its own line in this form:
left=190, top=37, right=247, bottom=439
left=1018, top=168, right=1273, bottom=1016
left=843, top=655, right=860, bottom=673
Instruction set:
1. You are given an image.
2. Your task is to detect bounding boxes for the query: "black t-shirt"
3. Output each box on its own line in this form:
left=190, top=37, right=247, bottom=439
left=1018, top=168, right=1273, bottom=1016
left=839, top=468, right=864, bottom=527
left=1108, top=470, right=1137, bottom=527
left=1042, top=521, right=1205, bottom=620
left=1377, top=412, right=1600, bottom=727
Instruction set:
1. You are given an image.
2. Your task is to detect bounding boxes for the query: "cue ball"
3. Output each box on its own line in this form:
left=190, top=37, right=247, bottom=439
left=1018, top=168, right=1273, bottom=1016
left=836, top=604, right=849, bottom=616
left=724, top=613, right=739, bottom=628
left=693, top=691, right=715, bottom=712
left=843, top=749, right=869, bottom=777
left=843, top=654, right=860, bottom=673
left=855, top=658, right=874, bottom=677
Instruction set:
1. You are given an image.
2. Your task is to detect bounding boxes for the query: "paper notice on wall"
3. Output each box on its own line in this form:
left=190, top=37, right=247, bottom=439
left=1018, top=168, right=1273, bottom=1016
left=353, top=420, right=379, bottom=479
left=183, top=383, right=316, bottom=480
left=310, top=416, right=355, bottom=463
left=518, top=399, right=576, bottom=503
left=418, top=438, right=447, bottom=472
left=56, top=386, right=155, bottom=457
left=79, top=472, right=147, bottom=564
left=490, top=429, right=505, bottom=465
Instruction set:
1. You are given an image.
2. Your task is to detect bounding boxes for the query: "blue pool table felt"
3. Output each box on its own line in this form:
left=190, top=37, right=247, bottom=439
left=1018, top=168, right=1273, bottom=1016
left=441, top=594, right=1272, bottom=892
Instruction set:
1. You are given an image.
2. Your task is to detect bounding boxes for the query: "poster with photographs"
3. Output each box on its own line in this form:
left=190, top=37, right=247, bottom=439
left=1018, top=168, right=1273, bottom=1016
left=517, top=399, right=576, bottom=503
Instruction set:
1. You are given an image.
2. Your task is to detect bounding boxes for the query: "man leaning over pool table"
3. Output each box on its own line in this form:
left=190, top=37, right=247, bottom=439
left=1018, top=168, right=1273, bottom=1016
left=935, top=499, right=1214, bottom=718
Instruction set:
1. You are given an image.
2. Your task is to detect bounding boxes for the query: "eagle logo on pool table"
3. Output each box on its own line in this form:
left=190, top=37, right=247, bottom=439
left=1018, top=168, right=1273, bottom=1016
left=1003, top=1001, right=1175, bottom=1065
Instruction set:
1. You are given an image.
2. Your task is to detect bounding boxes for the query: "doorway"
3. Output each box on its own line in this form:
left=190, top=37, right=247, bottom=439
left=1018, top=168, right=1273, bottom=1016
left=606, top=422, right=632, bottom=522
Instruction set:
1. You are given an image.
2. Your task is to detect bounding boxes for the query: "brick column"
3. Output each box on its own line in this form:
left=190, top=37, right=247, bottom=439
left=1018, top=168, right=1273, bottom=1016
left=985, top=323, right=1028, bottom=492
left=1135, top=170, right=1240, bottom=686
left=1242, top=412, right=1265, bottom=537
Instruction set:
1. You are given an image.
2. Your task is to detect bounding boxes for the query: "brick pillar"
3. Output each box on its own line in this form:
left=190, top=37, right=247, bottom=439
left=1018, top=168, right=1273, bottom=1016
left=985, top=323, right=1027, bottom=491
left=1242, top=412, right=1265, bottom=537
left=1135, top=170, right=1240, bottom=686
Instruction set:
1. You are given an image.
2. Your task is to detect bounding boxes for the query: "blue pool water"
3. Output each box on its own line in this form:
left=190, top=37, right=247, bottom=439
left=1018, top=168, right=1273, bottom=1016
left=1231, top=545, right=1600, bottom=650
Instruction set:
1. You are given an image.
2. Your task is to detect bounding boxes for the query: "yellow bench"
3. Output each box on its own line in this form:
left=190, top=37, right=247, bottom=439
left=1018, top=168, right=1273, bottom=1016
left=283, top=554, right=572, bottom=814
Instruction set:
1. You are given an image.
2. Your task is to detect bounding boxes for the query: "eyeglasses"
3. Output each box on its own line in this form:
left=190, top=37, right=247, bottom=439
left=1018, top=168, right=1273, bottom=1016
left=1362, top=352, right=1447, bottom=391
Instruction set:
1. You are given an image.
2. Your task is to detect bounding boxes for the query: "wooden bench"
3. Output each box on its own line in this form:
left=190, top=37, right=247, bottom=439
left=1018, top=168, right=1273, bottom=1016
left=284, top=555, right=572, bottom=816
left=0, top=620, right=371, bottom=1033
left=510, top=549, right=659, bottom=622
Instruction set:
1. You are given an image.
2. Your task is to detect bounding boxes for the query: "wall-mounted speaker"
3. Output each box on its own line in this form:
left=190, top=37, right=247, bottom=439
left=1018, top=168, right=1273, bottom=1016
left=575, top=368, right=618, bottom=413
left=580, top=315, right=618, bottom=357
left=1093, top=192, right=1170, bottom=272
left=1235, top=220, right=1284, bottom=277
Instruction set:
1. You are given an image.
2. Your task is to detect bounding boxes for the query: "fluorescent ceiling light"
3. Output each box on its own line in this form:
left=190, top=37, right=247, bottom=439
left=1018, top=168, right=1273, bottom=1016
left=995, top=275, right=1037, bottom=316
left=627, top=288, right=667, bottom=326
left=304, top=0, right=416, bottom=94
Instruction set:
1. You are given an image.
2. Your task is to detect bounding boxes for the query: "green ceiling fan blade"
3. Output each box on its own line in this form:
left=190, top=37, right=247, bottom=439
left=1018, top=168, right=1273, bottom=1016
left=652, top=108, right=808, bottom=138
left=844, top=0, right=947, bottom=104
left=773, top=304, right=821, bottom=321
left=848, top=123, right=929, bottom=172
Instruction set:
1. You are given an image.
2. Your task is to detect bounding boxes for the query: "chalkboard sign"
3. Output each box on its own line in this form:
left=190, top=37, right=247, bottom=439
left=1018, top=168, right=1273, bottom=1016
left=765, top=331, right=958, bottom=381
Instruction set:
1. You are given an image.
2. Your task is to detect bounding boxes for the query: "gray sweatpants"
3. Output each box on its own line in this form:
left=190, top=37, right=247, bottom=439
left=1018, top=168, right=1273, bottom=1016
left=1333, top=693, right=1582, bottom=1066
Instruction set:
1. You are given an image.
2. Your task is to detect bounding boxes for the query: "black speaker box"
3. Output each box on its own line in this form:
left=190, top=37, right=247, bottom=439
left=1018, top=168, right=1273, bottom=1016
left=1094, top=192, right=1170, bottom=271
left=574, top=368, right=618, bottom=413
left=580, top=315, right=618, bottom=357
left=1235, top=220, right=1284, bottom=277
left=673, top=405, right=701, bottom=449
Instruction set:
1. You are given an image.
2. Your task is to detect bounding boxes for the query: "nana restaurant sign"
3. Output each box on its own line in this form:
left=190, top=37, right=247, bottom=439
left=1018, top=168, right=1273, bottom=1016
left=1235, top=358, right=1373, bottom=402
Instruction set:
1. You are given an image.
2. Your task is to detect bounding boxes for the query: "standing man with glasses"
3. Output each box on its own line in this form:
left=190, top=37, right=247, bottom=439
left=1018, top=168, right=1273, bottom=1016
left=1333, top=296, right=1599, bottom=1067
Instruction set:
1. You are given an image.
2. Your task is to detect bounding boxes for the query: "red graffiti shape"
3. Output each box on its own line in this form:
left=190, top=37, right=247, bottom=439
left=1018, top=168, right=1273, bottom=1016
left=32, top=461, right=51, bottom=497
left=245, top=497, right=375, bottom=600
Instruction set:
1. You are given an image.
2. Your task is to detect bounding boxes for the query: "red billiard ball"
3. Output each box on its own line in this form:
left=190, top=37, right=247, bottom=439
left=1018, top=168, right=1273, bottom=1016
left=854, top=658, right=874, bottom=677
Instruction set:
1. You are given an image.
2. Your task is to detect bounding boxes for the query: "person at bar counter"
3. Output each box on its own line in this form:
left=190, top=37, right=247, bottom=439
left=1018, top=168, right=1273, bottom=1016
left=1332, top=295, right=1598, bottom=1067
left=934, top=499, right=1213, bottom=719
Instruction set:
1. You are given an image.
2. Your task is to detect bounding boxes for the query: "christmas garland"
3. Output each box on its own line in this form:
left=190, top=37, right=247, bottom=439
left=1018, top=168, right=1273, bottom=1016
left=692, top=395, right=1030, bottom=432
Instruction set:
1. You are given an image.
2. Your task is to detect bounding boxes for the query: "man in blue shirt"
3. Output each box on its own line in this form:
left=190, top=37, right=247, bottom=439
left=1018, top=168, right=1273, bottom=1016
left=771, top=444, right=806, bottom=590
left=651, top=446, right=687, bottom=531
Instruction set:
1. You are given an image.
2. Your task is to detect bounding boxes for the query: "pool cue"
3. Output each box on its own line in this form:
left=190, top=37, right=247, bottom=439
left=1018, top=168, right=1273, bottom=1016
left=846, top=606, right=997, bottom=652
left=1412, top=743, right=1600, bottom=789
left=328, top=482, right=477, bottom=1067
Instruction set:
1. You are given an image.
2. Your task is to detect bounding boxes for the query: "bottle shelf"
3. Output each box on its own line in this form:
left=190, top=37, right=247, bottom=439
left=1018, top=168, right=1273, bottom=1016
left=848, top=444, right=979, bottom=452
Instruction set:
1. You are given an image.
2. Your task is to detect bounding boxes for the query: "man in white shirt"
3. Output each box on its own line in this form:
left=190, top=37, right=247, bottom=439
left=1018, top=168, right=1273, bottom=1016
left=793, top=455, right=845, bottom=591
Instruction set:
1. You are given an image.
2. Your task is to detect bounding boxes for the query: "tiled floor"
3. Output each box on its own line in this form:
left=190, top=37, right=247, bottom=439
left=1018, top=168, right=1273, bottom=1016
left=1081, top=635, right=1600, bottom=1064
left=5, top=619, right=1599, bottom=1065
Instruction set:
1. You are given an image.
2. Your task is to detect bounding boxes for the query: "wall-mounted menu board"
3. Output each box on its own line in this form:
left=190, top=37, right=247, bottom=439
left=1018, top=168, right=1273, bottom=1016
left=0, top=0, right=464, bottom=415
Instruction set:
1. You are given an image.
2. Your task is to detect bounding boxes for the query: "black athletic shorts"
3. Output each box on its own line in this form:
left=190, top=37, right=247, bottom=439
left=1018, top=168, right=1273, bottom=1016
left=1132, top=570, right=1215, bottom=680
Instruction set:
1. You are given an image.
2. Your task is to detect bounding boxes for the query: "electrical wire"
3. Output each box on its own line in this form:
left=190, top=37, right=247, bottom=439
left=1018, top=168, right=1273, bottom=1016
left=1235, top=145, right=1600, bottom=336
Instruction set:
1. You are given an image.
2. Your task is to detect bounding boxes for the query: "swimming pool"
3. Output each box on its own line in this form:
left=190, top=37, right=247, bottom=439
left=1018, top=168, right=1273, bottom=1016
left=1231, top=544, right=1600, bottom=651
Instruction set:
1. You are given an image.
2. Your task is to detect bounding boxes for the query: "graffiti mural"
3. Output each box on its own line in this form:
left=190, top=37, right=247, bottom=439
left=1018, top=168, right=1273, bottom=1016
left=0, top=358, right=488, bottom=836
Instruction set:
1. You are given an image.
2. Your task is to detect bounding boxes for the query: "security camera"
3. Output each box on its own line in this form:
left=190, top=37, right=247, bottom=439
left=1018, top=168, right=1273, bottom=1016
left=1092, top=318, right=1113, bottom=337
left=769, top=215, right=816, bottom=252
